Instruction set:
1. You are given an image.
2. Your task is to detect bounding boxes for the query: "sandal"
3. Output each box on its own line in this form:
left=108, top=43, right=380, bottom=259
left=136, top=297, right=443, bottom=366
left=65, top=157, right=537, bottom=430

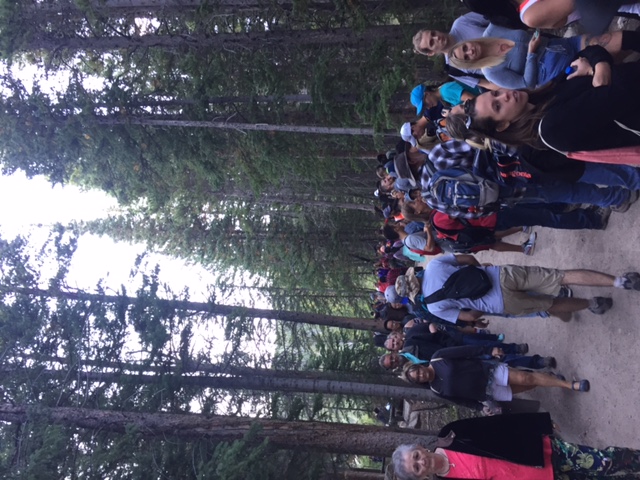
left=571, top=380, right=590, bottom=392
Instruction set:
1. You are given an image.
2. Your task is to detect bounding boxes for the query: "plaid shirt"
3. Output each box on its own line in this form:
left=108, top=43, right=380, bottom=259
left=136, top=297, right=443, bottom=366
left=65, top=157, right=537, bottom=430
left=428, top=140, right=475, bottom=171
left=421, top=144, right=526, bottom=218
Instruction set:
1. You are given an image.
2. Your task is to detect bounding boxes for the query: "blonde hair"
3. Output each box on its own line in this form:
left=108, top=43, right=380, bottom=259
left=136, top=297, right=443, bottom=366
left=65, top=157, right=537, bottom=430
left=448, top=37, right=510, bottom=71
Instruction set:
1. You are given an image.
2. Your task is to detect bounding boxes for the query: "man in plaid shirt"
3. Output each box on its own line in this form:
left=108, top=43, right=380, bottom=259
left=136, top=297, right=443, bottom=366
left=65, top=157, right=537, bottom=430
left=393, top=140, right=636, bottom=217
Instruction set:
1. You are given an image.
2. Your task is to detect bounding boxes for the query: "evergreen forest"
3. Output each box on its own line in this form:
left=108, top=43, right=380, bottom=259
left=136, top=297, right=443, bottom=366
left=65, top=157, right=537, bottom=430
left=0, top=1, right=463, bottom=478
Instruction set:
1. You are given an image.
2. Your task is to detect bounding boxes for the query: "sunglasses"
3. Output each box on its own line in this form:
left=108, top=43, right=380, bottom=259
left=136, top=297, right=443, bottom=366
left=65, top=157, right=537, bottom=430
left=463, top=99, right=473, bottom=128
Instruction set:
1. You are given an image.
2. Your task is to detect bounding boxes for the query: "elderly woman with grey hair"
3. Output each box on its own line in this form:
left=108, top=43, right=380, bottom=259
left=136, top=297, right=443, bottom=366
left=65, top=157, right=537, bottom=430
left=392, top=413, right=640, bottom=479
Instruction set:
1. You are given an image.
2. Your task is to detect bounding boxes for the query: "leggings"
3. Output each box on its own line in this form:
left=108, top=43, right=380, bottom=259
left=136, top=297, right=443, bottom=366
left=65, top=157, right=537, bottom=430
left=552, top=437, right=640, bottom=478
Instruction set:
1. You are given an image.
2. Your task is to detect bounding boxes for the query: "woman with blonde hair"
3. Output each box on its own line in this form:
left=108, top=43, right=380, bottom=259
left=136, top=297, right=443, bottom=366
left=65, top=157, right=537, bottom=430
left=448, top=25, right=640, bottom=89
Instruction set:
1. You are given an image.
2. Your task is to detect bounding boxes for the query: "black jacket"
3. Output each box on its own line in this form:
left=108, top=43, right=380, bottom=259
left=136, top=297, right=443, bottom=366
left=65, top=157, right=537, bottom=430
left=539, top=48, right=640, bottom=153
left=435, top=413, right=554, bottom=471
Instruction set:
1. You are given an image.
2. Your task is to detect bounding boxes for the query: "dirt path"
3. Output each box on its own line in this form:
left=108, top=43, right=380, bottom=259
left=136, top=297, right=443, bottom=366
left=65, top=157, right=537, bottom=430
left=453, top=206, right=640, bottom=448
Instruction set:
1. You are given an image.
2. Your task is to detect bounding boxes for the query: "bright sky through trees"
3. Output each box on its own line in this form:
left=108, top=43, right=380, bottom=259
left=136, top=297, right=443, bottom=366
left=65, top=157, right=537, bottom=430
left=0, top=171, right=219, bottom=300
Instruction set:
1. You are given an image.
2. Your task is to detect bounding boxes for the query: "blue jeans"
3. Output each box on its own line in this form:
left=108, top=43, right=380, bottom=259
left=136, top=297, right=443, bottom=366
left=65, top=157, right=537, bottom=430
left=496, top=205, right=605, bottom=230
left=538, top=37, right=582, bottom=86
left=501, top=183, right=630, bottom=208
left=580, top=163, right=640, bottom=190
left=461, top=335, right=522, bottom=354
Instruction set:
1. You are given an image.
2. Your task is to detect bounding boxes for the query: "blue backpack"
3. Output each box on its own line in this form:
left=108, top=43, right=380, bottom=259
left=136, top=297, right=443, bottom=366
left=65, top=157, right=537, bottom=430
left=427, top=168, right=501, bottom=216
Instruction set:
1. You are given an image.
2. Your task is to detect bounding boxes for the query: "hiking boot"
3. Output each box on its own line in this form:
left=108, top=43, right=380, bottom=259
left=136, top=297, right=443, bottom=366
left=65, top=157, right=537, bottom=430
left=594, top=207, right=612, bottom=230
left=588, top=296, right=613, bottom=314
left=517, top=343, right=529, bottom=355
left=557, top=286, right=573, bottom=298
left=612, top=190, right=640, bottom=213
left=621, top=272, right=640, bottom=291
left=542, top=356, right=557, bottom=369
left=522, top=232, right=537, bottom=256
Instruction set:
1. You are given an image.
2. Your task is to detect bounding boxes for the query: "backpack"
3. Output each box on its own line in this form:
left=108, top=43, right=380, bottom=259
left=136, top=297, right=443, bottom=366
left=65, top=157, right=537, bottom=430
left=430, top=212, right=497, bottom=253
left=427, top=168, right=502, bottom=216
left=423, top=266, right=492, bottom=304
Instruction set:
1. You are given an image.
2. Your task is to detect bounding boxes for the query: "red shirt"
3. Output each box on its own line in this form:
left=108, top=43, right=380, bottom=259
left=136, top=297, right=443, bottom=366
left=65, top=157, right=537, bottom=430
left=437, top=436, right=554, bottom=480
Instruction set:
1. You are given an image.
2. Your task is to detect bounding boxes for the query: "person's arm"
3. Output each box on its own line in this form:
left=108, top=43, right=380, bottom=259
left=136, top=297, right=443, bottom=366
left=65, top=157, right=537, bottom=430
left=485, top=62, right=533, bottom=90
left=457, top=309, right=485, bottom=322
left=453, top=254, right=480, bottom=266
left=567, top=45, right=614, bottom=87
left=423, top=223, right=436, bottom=252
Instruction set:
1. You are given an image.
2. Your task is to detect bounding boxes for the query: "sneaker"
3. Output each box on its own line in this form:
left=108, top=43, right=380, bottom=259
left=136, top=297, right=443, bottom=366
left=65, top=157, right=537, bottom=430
left=542, top=356, right=557, bottom=369
left=621, top=272, right=640, bottom=291
left=612, top=190, right=640, bottom=213
left=517, top=343, right=529, bottom=355
left=588, top=296, right=613, bottom=314
left=522, top=232, right=537, bottom=256
left=557, top=285, right=573, bottom=298
left=522, top=226, right=532, bottom=234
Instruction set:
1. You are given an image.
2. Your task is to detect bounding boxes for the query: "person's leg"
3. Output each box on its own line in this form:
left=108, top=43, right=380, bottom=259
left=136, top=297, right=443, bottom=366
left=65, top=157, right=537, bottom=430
left=462, top=337, right=524, bottom=354
left=521, top=183, right=632, bottom=209
left=496, top=205, right=607, bottom=231
left=502, top=354, right=546, bottom=369
left=562, top=270, right=615, bottom=286
left=494, top=227, right=523, bottom=239
left=459, top=331, right=501, bottom=342
left=489, top=241, right=524, bottom=253
left=521, top=0, right=574, bottom=28
left=507, top=368, right=589, bottom=391
left=580, top=163, right=640, bottom=190
left=583, top=30, right=640, bottom=55
left=547, top=297, right=590, bottom=314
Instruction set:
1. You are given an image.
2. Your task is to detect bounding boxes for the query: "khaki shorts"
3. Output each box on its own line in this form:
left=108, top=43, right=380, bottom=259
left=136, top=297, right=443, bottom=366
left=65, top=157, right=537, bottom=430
left=499, top=265, right=565, bottom=315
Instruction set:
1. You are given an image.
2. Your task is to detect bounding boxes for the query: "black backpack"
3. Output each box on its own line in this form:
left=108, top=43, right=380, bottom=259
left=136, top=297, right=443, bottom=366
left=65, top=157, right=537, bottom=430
left=423, top=266, right=492, bottom=304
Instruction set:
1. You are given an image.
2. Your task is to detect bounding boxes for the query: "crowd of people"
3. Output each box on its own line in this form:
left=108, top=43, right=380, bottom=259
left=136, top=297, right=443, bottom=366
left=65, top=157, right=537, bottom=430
left=369, top=3, right=640, bottom=478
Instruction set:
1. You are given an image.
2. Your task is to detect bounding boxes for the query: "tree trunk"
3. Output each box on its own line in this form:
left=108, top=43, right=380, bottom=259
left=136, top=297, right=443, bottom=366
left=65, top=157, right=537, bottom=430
left=12, top=368, right=443, bottom=401
left=97, top=116, right=376, bottom=136
left=1, top=286, right=385, bottom=331
left=0, top=404, right=436, bottom=456
left=25, top=25, right=409, bottom=52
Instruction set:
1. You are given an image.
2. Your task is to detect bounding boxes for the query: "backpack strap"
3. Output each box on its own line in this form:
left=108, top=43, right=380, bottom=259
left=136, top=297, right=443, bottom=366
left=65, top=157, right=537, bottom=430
left=444, top=64, right=485, bottom=80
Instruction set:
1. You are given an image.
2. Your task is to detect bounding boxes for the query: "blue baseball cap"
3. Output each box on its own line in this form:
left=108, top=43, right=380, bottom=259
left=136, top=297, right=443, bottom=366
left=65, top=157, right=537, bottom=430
left=410, top=85, right=426, bottom=116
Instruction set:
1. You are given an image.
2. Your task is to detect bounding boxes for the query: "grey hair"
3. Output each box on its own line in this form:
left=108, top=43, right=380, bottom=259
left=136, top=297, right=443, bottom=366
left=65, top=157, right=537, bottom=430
left=378, top=352, right=407, bottom=371
left=392, top=444, right=422, bottom=480
left=378, top=353, right=392, bottom=370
